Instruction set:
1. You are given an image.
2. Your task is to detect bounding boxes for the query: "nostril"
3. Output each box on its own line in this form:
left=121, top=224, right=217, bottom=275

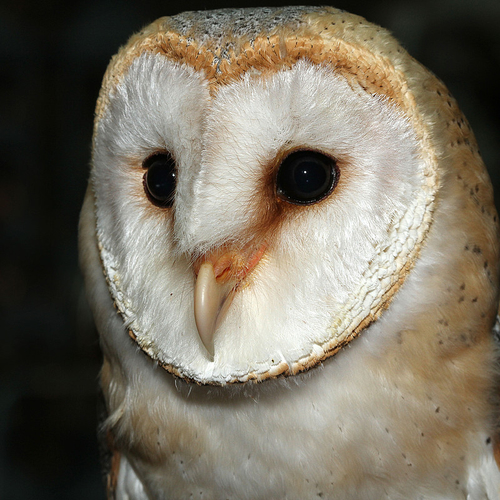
left=213, top=253, right=241, bottom=282
left=192, top=250, right=240, bottom=283
left=193, top=242, right=267, bottom=284
left=193, top=252, right=240, bottom=283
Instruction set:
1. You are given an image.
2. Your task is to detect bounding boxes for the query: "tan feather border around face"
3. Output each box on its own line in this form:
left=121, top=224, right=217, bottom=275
left=96, top=9, right=416, bottom=123
left=92, top=7, right=440, bottom=385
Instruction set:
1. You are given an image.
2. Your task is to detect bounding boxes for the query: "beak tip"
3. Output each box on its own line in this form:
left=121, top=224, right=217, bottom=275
left=204, top=345, right=215, bottom=361
left=194, top=316, right=216, bottom=358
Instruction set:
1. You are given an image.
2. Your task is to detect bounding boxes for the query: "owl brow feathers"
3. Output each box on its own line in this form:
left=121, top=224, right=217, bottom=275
left=95, top=8, right=413, bottom=123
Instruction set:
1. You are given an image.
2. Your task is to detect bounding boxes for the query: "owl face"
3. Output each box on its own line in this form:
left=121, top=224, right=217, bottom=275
left=91, top=7, right=438, bottom=384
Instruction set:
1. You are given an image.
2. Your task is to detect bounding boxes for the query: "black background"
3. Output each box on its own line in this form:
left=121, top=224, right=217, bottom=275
left=2, top=0, right=499, bottom=498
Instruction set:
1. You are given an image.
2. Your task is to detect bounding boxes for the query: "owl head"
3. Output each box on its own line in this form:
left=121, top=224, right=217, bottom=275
left=82, top=6, right=498, bottom=385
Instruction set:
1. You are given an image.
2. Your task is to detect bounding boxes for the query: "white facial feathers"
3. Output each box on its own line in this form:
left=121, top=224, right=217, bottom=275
left=92, top=53, right=429, bottom=384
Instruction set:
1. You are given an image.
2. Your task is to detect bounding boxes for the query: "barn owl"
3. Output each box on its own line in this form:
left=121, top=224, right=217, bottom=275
left=79, top=6, right=500, bottom=499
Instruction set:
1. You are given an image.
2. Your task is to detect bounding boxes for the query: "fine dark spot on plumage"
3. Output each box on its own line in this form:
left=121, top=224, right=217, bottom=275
left=460, top=283, right=465, bottom=290
left=472, top=245, right=482, bottom=254
left=458, top=296, right=465, bottom=303
left=486, top=437, right=492, bottom=444
left=472, top=297, right=478, bottom=303
left=435, top=407, right=440, bottom=413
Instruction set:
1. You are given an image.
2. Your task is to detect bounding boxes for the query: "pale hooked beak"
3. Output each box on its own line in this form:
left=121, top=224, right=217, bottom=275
left=193, top=243, right=267, bottom=358
left=194, top=261, right=236, bottom=358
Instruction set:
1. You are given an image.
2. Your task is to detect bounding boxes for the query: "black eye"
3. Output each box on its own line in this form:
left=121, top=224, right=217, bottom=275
left=276, top=150, right=338, bottom=205
left=143, top=152, right=176, bottom=207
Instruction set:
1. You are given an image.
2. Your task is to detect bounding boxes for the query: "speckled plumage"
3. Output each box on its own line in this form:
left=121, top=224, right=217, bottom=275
left=80, top=6, right=500, bottom=499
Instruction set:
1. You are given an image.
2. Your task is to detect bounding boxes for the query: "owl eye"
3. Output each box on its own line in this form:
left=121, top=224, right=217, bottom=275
left=276, top=150, right=338, bottom=205
left=143, top=152, right=176, bottom=207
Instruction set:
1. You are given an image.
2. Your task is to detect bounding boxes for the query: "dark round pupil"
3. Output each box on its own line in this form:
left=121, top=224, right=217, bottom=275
left=144, top=153, right=176, bottom=207
left=276, top=150, right=336, bottom=204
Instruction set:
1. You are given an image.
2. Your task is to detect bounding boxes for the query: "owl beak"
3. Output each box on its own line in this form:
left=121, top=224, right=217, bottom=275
left=194, top=261, right=236, bottom=358
left=193, top=243, right=267, bottom=358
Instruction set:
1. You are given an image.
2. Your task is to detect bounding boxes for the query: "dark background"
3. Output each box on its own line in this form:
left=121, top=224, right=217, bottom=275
left=1, top=0, right=499, bottom=498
